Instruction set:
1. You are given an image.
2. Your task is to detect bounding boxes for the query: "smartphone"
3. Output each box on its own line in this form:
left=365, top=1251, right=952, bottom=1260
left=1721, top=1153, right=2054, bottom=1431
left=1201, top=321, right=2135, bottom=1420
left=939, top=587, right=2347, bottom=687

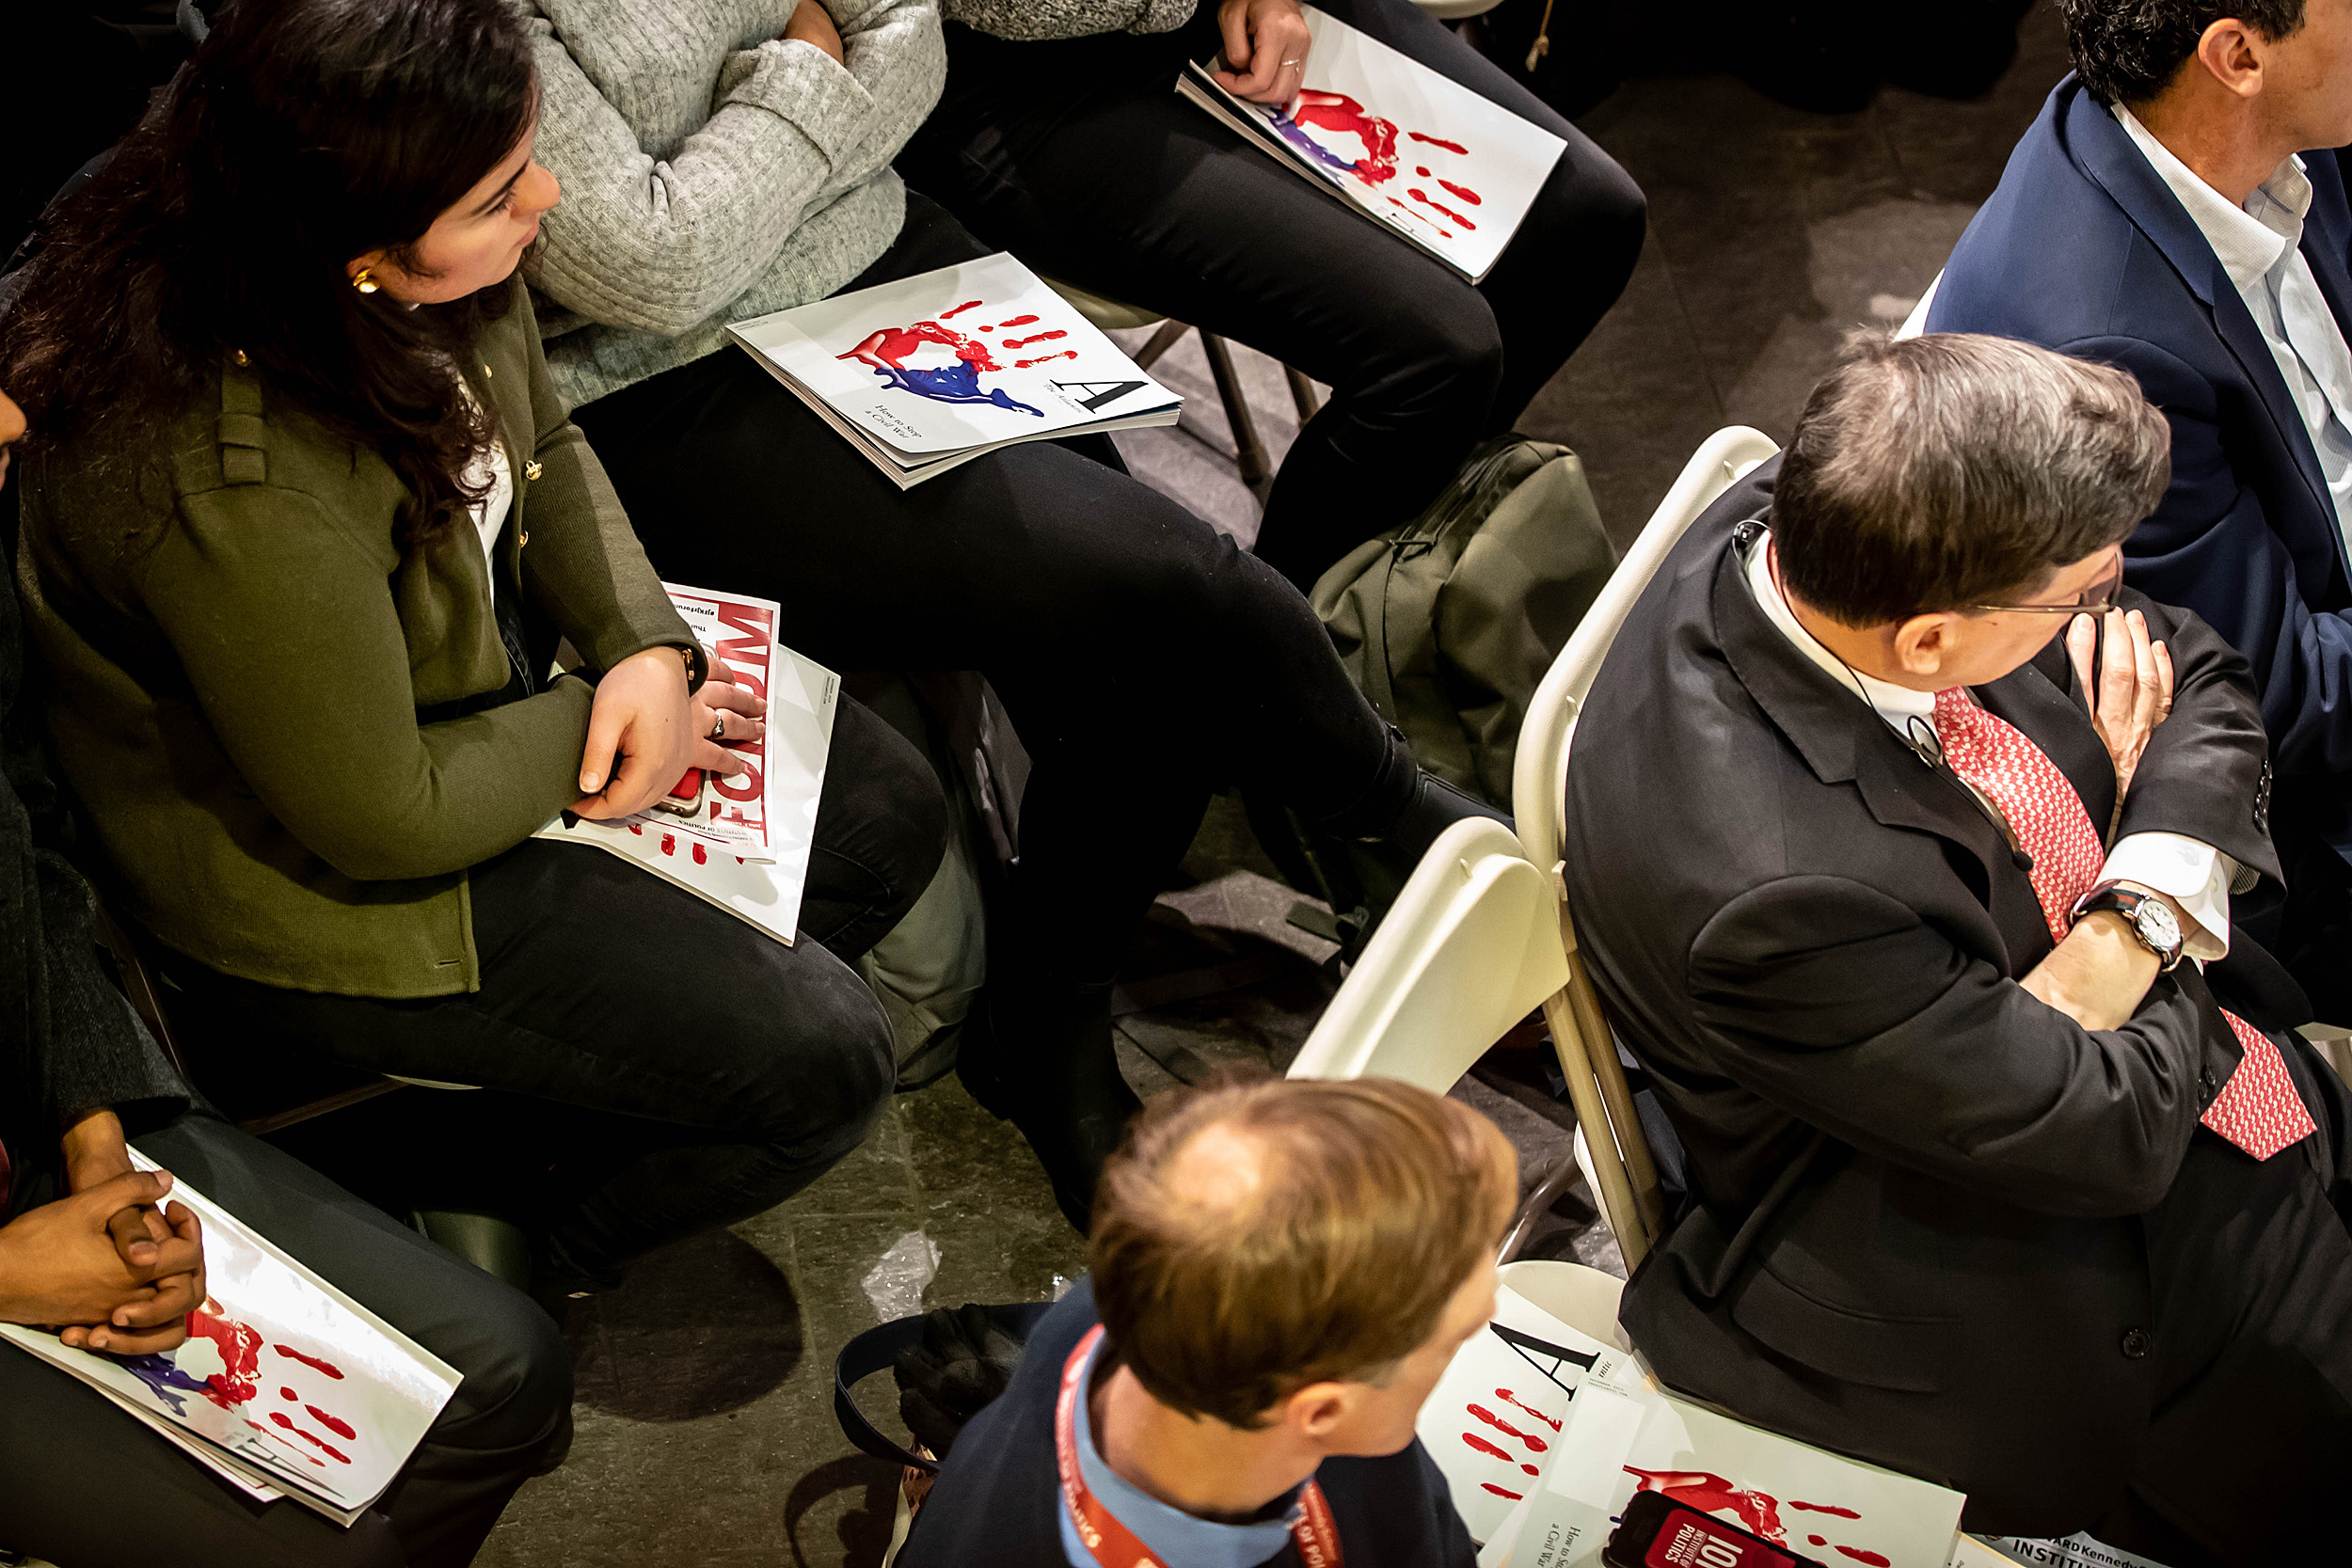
left=1602, top=1492, right=1827, bottom=1568
left=653, top=767, right=707, bottom=817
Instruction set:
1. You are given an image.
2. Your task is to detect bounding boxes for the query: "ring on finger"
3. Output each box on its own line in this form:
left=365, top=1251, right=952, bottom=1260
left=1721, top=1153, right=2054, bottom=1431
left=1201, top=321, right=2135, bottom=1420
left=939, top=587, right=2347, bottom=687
left=709, top=714, right=727, bottom=740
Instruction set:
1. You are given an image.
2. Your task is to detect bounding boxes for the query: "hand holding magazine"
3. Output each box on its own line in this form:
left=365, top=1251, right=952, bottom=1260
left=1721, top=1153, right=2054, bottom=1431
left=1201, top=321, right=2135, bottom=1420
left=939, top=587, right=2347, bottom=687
left=1177, top=5, right=1568, bottom=282
left=534, top=582, right=838, bottom=945
left=727, top=253, right=1181, bottom=487
left=0, top=1153, right=460, bottom=1527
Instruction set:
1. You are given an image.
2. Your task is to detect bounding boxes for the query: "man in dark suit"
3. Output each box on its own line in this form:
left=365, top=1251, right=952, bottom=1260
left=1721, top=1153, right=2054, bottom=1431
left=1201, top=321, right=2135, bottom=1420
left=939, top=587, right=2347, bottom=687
left=1563, top=331, right=2352, bottom=1567
left=1927, top=0, right=2352, bottom=1017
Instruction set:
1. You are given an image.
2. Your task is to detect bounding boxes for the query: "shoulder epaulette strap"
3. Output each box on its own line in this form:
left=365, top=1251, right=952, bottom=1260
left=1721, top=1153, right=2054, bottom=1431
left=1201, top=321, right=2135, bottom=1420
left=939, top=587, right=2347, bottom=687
left=217, top=357, right=266, bottom=485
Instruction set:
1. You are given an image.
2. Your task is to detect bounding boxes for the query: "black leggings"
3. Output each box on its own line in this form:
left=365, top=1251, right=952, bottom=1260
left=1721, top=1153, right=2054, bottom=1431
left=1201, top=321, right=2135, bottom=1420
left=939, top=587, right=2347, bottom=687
left=897, top=0, right=1645, bottom=590
left=570, top=195, right=1408, bottom=995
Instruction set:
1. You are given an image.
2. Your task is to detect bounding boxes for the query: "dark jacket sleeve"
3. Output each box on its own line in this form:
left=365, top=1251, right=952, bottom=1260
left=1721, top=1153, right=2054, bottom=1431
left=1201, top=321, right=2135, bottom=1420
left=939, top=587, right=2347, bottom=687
left=1685, top=874, right=2230, bottom=1217
left=2069, top=331, right=2352, bottom=782
left=1, top=551, right=184, bottom=1193
left=135, top=485, right=603, bottom=882
left=2017, top=579, right=2283, bottom=881
left=514, top=287, right=698, bottom=677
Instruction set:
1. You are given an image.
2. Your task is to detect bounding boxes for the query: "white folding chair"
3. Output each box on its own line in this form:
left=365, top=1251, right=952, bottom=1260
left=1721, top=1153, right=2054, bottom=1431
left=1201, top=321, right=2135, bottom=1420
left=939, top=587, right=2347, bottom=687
left=1511, top=427, right=1781, bottom=1269
left=1287, top=816, right=1631, bottom=1323
left=1288, top=816, right=1570, bottom=1094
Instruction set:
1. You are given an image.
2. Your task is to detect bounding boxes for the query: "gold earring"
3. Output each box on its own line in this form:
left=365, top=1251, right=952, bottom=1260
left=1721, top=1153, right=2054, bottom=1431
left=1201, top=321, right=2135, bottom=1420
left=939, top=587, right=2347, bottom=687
left=352, top=267, right=379, bottom=294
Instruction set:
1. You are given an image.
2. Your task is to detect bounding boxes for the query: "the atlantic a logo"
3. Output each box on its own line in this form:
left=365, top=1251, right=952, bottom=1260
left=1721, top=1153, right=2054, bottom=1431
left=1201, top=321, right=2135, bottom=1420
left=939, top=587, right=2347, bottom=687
left=1050, top=378, right=1148, bottom=412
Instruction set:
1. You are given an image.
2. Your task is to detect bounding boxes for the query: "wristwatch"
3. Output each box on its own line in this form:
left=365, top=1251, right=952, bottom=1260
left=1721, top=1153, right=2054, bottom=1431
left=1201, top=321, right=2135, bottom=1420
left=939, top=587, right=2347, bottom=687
left=2067, top=880, right=2185, bottom=971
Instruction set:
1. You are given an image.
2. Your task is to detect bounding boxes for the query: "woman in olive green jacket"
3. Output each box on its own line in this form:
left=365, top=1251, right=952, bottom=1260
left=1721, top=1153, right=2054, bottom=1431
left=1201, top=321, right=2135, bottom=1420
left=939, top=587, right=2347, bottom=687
left=0, top=0, right=946, bottom=1291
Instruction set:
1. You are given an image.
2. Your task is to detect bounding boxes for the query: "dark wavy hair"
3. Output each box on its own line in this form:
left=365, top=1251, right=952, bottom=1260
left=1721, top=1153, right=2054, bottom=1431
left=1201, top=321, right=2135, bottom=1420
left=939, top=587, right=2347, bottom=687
left=2061, top=0, right=2308, bottom=105
left=0, top=0, right=537, bottom=543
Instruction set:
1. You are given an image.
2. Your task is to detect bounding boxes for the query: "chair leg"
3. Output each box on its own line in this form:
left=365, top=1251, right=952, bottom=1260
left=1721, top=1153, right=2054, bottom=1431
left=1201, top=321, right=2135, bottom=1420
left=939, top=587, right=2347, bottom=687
left=235, top=1078, right=405, bottom=1138
left=1497, top=1148, right=1597, bottom=1264
left=1564, top=936, right=1667, bottom=1239
left=1541, top=988, right=1649, bottom=1272
left=1284, top=364, right=1321, bottom=423
left=1132, top=318, right=1191, bottom=372
left=1199, top=331, right=1274, bottom=501
left=94, top=901, right=191, bottom=1081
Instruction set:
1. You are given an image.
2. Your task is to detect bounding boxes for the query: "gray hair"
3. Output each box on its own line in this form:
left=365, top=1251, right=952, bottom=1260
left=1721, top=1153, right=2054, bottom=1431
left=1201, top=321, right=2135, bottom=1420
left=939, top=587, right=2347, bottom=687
left=1771, top=331, right=2170, bottom=626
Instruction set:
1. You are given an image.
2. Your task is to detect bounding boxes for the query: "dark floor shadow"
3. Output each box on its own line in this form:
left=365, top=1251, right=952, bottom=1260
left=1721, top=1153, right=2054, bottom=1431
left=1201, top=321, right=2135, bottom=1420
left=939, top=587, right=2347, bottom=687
left=567, top=1228, right=804, bottom=1422
left=1117, top=901, right=1341, bottom=1082
left=781, top=1453, right=902, bottom=1568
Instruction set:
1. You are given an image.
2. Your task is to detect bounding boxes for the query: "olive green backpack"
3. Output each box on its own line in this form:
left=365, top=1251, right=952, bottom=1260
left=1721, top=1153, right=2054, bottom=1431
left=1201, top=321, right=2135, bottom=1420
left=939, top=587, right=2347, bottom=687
left=1310, top=436, right=1617, bottom=808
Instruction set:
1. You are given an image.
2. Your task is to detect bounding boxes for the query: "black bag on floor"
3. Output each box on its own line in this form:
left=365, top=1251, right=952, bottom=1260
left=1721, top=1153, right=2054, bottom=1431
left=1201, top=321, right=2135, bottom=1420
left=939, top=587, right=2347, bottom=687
left=1311, top=435, right=1614, bottom=810
left=834, top=1300, right=1055, bottom=1470
left=1249, top=436, right=1614, bottom=958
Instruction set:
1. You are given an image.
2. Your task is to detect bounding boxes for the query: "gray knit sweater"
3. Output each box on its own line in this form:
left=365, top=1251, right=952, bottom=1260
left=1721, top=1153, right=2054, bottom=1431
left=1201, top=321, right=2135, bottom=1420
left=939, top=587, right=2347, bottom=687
left=522, top=0, right=946, bottom=409
left=942, top=0, right=1195, bottom=40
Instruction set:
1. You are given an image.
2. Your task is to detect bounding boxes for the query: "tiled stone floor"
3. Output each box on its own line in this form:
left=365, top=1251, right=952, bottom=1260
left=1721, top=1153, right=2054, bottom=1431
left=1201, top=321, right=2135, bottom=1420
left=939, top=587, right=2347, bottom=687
left=479, top=11, right=2076, bottom=1563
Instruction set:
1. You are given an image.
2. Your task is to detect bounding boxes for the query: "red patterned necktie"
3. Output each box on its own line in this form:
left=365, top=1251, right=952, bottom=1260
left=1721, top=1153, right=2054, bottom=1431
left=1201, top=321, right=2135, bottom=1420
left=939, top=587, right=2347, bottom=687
left=1932, top=689, right=2314, bottom=1161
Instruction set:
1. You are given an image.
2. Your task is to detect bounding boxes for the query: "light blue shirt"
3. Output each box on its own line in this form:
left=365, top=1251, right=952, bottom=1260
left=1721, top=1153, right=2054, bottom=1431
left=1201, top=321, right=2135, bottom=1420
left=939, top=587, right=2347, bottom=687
left=1057, top=1336, right=1305, bottom=1568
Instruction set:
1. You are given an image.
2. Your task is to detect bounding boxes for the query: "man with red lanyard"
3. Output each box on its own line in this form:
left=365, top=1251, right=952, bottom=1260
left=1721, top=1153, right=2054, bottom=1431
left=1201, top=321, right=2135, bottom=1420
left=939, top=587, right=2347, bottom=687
left=896, top=1076, right=1515, bottom=1568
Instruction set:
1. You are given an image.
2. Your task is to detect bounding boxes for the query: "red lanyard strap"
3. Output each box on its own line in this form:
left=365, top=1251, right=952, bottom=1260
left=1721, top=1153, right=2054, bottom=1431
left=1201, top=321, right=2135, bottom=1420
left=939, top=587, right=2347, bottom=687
left=1056, top=1325, right=1345, bottom=1568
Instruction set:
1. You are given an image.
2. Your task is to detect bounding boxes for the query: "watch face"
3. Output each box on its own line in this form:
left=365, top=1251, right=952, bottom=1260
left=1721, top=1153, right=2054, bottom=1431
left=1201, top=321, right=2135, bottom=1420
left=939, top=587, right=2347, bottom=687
left=2137, top=896, right=2182, bottom=952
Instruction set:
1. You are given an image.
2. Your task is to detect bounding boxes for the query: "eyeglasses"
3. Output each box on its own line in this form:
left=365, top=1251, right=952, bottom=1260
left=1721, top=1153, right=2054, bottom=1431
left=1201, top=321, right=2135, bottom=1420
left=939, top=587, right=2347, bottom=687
left=1960, top=559, right=2123, bottom=617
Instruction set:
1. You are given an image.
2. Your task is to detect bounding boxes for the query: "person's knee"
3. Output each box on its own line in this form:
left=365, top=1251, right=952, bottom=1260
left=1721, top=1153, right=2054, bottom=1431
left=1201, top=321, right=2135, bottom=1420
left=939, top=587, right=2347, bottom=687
left=1547, top=146, right=1646, bottom=280
left=861, top=716, right=949, bottom=920
left=335, top=1512, right=417, bottom=1568
left=1366, top=286, right=1505, bottom=423
left=748, top=964, right=897, bottom=1156
left=434, top=1282, right=575, bottom=1461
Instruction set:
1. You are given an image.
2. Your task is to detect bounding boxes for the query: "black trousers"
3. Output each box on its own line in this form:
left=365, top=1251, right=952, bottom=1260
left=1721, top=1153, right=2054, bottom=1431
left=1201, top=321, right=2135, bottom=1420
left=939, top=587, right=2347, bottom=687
left=896, top=0, right=1645, bottom=590
left=571, top=198, right=1408, bottom=998
left=2079, top=1037, right=2352, bottom=1568
left=158, top=697, right=946, bottom=1280
left=0, top=1112, right=571, bottom=1568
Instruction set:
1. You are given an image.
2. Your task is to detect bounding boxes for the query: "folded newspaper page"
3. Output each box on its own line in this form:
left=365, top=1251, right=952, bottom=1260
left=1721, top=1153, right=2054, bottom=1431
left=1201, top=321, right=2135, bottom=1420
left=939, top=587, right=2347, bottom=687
left=533, top=582, right=836, bottom=945
left=1421, top=1281, right=1634, bottom=1545
left=1489, top=1347, right=1966, bottom=1568
left=0, top=1153, right=460, bottom=1526
left=726, top=252, right=1181, bottom=486
left=1176, top=5, right=1567, bottom=283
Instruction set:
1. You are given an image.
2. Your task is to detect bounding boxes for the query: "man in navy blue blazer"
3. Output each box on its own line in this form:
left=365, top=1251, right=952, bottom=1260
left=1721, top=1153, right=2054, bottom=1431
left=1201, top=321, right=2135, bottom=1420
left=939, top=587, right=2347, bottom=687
left=1930, top=0, right=2352, bottom=1017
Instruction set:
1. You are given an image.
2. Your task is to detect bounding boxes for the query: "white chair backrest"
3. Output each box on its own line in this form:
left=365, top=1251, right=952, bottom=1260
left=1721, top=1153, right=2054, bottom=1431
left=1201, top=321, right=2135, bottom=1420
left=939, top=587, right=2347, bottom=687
left=1287, top=817, right=1568, bottom=1093
left=1513, top=426, right=1779, bottom=876
left=1897, top=270, right=1943, bottom=340
left=1499, top=1259, right=1628, bottom=1349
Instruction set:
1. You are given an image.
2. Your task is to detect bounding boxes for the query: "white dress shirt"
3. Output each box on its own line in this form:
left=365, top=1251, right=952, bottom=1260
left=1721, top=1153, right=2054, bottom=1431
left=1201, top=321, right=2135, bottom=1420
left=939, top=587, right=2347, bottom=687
left=2114, top=103, right=2352, bottom=568
left=453, top=376, right=515, bottom=602
left=1744, top=531, right=2234, bottom=958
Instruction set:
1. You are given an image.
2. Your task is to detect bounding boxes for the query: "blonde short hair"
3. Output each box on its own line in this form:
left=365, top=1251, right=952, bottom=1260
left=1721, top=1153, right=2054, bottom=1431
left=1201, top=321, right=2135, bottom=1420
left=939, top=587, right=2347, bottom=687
left=1089, top=1074, right=1518, bottom=1430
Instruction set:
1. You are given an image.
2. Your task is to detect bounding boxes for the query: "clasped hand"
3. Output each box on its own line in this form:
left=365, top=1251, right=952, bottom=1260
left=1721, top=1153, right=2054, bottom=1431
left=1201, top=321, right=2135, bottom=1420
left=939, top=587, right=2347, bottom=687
left=2066, top=605, right=2171, bottom=799
left=2020, top=607, right=2181, bottom=1032
left=0, top=1111, right=207, bottom=1354
left=573, top=647, right=769, bottom=820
